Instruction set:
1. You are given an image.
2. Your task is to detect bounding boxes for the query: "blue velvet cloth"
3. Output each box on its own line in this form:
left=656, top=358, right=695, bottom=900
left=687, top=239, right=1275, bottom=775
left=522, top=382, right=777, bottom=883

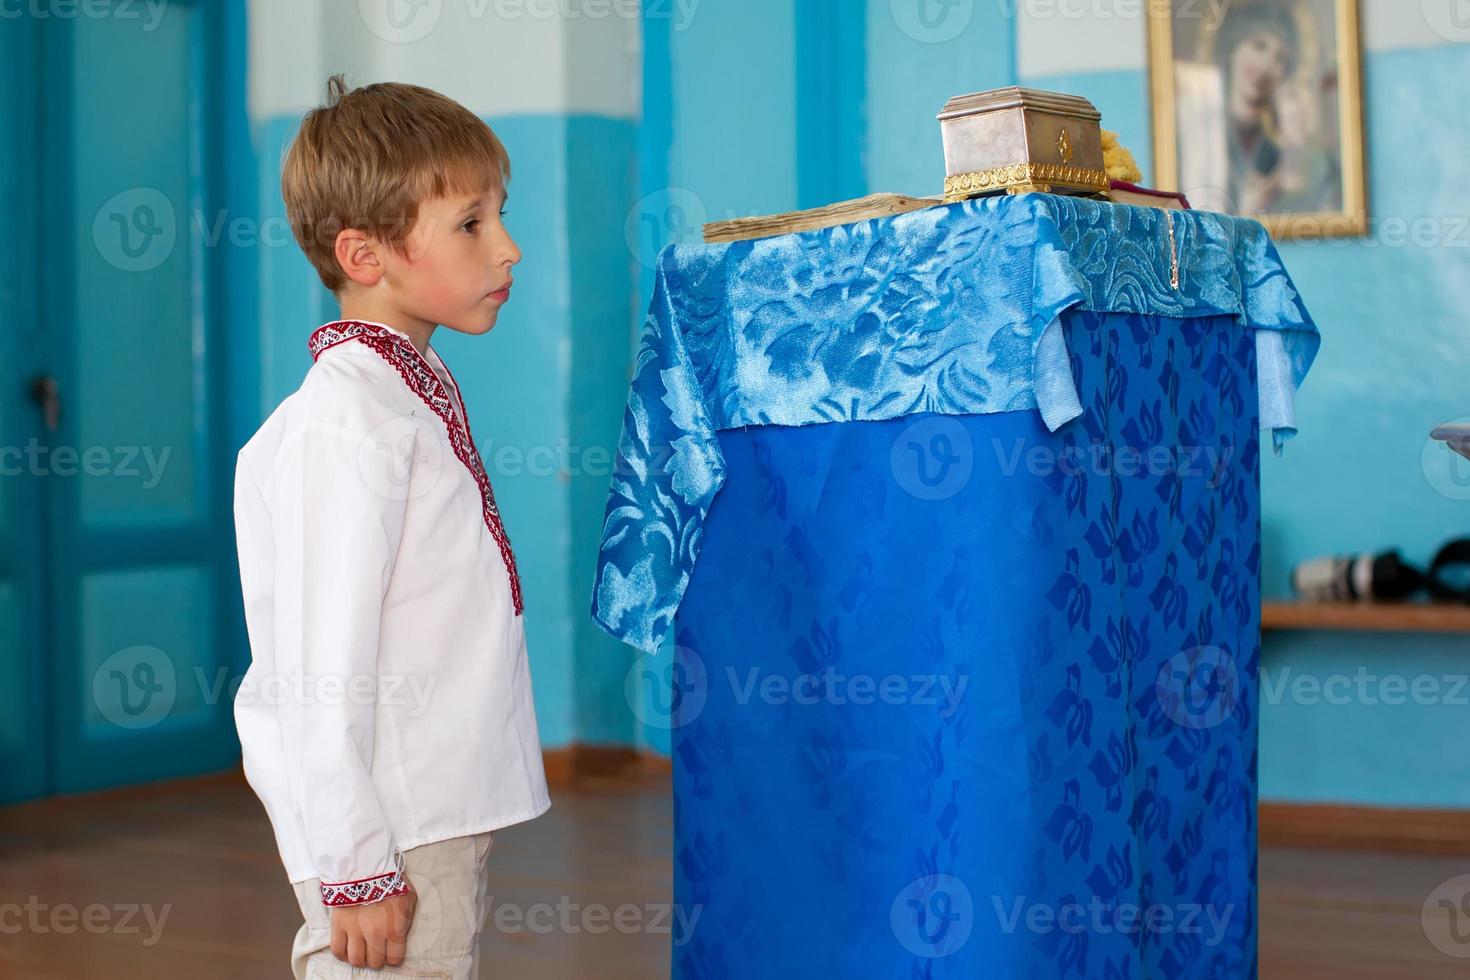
left=589, top=194, right=1319, bottom=978
left=591, top=194, right=1317, bottom=656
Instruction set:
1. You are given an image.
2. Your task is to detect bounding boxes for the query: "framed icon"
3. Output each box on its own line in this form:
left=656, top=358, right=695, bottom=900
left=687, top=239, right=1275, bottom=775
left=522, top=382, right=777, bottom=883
left=1148, top=0, right=1367, bottom=238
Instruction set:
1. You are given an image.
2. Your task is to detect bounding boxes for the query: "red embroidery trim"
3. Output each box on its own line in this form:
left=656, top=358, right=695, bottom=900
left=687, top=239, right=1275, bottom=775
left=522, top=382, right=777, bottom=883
left=308, top=320, right=524, bottom=615
left=319, top=859, right=410, bottom=908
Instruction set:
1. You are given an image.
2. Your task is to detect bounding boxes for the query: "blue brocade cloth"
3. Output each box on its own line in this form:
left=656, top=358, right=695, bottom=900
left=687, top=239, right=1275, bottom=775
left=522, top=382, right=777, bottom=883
left=589, top=194, right=1318, bottom=978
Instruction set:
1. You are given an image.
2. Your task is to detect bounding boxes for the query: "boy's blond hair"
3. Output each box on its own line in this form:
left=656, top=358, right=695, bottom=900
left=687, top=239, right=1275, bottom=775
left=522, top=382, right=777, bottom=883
left=282, top=75, right=511, bottom=292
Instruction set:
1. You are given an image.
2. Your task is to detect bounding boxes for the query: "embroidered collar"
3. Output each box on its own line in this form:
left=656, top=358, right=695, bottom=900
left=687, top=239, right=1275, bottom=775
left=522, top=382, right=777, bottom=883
left=306, top=319, right=524, bottom=615
left=309, top=318, right=416, bottom=361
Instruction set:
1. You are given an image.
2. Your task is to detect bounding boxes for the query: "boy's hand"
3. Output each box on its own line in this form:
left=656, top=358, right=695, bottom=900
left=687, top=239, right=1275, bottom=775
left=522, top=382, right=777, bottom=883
left=330, top=883, right=417, bottom=969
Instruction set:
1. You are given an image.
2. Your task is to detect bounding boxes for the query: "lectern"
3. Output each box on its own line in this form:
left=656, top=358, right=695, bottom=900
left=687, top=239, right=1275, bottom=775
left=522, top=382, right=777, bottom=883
left=592, top=193, right=1318, bottom=978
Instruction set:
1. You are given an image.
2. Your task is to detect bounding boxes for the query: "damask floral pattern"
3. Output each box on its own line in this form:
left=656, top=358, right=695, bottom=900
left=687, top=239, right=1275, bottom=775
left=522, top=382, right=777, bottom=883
left=669, top=309, right=1266, bottom=977
left=591, top=194, right=1317, bottom=656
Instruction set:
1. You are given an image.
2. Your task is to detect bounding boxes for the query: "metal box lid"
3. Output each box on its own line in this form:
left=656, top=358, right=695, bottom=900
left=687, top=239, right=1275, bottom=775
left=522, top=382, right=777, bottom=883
left=937, top=86, right=1102, bottom=123
left=937, top=86, right=1108, bottom=200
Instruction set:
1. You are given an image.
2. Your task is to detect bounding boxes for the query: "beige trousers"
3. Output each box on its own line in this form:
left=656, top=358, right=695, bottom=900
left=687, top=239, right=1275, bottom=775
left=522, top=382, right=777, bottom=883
left=290, top=831, right=496, bottom=979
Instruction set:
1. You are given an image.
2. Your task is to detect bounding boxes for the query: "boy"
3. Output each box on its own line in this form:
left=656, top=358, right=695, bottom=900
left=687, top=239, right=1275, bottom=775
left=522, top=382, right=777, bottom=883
left=232, top=76, right=550, bottom=978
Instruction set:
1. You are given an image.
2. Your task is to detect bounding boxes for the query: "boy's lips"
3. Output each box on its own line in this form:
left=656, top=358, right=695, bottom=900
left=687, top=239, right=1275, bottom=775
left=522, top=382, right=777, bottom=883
left=488, top=281, right=512, bottom=302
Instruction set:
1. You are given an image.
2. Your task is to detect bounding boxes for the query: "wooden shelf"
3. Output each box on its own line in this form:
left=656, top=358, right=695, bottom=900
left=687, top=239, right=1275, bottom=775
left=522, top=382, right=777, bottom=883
left=1259, top=801, right=1470, bottom=855
left=1262, top=601, right=1470, bottom=634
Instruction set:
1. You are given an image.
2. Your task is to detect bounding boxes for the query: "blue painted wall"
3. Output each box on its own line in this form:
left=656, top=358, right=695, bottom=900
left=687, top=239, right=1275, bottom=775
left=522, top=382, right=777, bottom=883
left=567, top=115, right=640, bottom=746
left=1259, top=42, right=1470, bottom=808
left=668, top=0, right=801, bottom=223
left=865, top=0, right=1015, bottom=193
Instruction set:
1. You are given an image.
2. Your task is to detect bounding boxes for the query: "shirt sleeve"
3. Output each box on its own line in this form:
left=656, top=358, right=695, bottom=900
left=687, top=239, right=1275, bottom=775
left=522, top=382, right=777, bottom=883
left=273, top=418, right=415, bottom=907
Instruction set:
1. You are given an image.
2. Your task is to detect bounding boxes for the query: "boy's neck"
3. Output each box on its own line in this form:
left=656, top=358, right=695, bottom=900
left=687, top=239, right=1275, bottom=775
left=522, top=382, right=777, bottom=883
left=336, top=300, right=436, bottom=358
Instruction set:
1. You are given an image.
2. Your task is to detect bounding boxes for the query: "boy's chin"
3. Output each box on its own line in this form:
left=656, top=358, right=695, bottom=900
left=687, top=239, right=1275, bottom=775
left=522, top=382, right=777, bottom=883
left=442, top=311, right=500, bottom=336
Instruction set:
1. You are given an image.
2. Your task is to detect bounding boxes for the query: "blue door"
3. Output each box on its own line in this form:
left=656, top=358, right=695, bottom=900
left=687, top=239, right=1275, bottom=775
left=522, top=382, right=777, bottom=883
left=0, top=16, right=50, bottom=805
left=0, top=0, right=243, bottom=802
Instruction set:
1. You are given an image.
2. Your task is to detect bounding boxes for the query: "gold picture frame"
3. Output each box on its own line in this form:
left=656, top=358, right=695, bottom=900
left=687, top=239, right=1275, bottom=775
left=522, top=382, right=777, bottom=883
left=1147, top=0, right=1367, bottom=239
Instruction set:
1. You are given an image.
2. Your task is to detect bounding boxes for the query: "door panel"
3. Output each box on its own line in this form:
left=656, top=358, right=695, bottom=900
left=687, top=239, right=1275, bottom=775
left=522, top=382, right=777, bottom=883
left=35, top=0, right=239, bottom=797
left=72, top=8, right=202, bottom=527
left=80, top=566, right=216, bottom=742
left=0, top=15, right=49, bottom=805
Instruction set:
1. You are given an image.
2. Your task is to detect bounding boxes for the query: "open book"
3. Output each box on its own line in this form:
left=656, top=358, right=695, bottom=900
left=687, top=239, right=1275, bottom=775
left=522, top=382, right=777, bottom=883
left=702, top=192, right=945, bottom=243
left=700, top=186, right=1187, bottom=244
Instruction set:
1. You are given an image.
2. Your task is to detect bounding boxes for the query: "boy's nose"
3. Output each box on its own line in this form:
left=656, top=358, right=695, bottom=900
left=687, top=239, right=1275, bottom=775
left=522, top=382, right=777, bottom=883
left=499, top=235, right=522, bottom=267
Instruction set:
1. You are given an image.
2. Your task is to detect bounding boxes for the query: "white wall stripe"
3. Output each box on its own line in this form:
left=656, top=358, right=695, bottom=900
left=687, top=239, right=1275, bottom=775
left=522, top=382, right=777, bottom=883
left=1017, top=0, right=1466, bottom=80
left=248, top=0, right=639, bottom=121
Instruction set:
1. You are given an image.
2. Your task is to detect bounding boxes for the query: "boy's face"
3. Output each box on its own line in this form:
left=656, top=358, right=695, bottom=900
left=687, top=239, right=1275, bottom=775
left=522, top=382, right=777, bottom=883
left=381, top=184, right=520, bottom=336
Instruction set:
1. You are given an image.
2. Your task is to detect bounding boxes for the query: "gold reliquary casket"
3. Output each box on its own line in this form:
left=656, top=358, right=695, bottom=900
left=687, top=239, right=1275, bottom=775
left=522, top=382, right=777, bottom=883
left=938, top=87, right=1109, bottom=201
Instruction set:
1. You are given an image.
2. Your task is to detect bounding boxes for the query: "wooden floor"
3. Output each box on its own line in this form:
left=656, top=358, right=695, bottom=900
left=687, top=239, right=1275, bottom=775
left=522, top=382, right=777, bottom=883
left=0, top=772, right=1465, bottom=978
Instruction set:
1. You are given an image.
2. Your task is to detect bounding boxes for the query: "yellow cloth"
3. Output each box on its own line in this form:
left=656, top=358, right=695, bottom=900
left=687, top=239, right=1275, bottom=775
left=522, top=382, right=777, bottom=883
left=1102, top=129, right=1143, bottom=183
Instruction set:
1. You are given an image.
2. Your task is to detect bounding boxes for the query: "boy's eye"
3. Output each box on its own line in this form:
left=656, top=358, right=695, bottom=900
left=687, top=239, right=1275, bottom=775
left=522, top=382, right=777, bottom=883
left=461, top=218, right=481, bottom=233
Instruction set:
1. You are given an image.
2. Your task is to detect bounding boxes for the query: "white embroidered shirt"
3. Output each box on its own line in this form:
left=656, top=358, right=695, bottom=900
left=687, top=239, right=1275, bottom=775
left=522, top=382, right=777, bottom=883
left=232, top=319, right=550, bottom=906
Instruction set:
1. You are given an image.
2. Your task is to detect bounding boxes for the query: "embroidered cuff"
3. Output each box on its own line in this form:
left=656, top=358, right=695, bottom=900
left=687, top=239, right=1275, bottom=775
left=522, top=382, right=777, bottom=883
left=319, top=851, right=408, bottom=908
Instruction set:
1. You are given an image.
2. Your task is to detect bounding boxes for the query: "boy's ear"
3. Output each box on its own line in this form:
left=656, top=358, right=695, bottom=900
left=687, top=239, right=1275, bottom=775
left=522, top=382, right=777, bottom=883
left=334, top=228, right=385, bottom=287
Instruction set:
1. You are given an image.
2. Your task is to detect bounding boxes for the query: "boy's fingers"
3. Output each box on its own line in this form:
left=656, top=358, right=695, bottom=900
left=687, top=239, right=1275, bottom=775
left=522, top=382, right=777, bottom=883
left=391, top=897, right=415, bottom=940
left=366, top=934, right=388, bottom=971
left=347, top=932, right=368, bottom=968
left=385, top=895, right=413, bottom=965
left=330, top=923, right=349, bottom=962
